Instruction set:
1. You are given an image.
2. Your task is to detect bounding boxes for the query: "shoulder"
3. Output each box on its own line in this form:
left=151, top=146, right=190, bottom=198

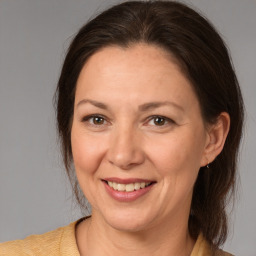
left=0, top=225, right=66, bottom=256
left=191, top=233, right=234, bottom=256
left=0, top=219, right=83, bottom=256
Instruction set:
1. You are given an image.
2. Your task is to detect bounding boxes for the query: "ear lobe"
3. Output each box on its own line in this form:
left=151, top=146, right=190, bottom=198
left=201, top=112, right=230, bottom=167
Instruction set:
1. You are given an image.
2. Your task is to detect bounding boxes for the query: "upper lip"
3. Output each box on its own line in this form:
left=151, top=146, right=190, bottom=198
left=102, top=177, right=156, bottom=184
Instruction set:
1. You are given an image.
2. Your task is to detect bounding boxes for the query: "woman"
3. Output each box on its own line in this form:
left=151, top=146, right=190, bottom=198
left=0, top=1, right=244, bottom=255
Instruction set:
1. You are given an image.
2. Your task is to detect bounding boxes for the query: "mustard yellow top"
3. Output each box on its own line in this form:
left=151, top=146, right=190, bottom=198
left=0, top=218, right=232, bottom=256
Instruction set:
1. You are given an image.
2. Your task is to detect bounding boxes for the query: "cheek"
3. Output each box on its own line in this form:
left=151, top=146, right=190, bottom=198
left=71, top=127, right=107, bottom=175
left=146, top=128, right=205, bottom=180
left=147, top=132, right=205, bottom=211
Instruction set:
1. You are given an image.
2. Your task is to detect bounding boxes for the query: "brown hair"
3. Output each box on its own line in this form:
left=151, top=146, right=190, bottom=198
left=55, top=0, right=244, bottom=248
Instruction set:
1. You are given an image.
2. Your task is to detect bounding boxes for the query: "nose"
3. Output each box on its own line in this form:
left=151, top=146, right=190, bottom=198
left=107, top=125, right=145, bottom=170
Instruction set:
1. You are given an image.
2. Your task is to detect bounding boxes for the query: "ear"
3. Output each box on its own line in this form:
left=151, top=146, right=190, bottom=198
left=200, top=112, right=230, bottom=167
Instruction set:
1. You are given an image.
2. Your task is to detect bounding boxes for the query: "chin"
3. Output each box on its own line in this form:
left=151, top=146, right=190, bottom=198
left=102, top=208, right=156, bottom=232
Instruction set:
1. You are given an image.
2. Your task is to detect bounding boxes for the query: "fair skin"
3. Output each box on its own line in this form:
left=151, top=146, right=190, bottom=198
left=71, top=44, right=230, bottom=256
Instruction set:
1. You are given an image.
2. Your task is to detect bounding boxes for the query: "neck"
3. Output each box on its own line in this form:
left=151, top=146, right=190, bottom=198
left=76, top=212, right=195, bottom=256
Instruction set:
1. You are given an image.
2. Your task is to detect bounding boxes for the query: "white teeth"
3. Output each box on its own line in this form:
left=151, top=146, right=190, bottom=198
left=107, top=181, right=151, bottom=192
left=134, top=182, right=140, bottom=190
left=125, top=184, right=135, bottom=192
left=113, top=182, right=117, bottom=190
left=117, top=183, right=126, bottom=191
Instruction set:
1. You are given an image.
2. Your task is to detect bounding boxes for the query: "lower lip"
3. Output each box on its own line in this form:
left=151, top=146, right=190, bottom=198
left=103, top=182, right=154, bottom=202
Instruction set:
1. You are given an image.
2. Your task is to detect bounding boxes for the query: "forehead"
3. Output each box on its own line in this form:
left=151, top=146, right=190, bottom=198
left=79, top=43, right=181, bottom=81
left=75, top=43, right=199, bottom=113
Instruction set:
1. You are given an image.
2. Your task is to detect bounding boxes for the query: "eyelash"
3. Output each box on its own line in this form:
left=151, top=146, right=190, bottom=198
left=81, top=114, right=108, bottom=126
left=81, top=114, right=175, bottom=128
left=146, top=115, right=174, bottom=127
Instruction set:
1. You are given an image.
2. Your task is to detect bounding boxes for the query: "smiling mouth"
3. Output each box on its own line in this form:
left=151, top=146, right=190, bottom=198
left=103, top=180, right=155, bottom=192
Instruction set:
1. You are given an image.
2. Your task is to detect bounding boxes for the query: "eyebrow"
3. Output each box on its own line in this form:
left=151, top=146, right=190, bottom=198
left=76, top=99, right=108, bottom=110
left=76, top=99, right=184, bottom=112
left=138, top=101, right=184, bottom=112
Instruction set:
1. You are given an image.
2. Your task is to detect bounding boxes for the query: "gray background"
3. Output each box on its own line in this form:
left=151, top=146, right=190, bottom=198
left=0, top=0, right=255, bottom=255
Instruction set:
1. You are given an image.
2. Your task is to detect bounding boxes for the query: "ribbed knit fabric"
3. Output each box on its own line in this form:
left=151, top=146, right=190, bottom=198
left=0, top=220, right=80, bottom=256
left=0, top=218, right=233, bottom=256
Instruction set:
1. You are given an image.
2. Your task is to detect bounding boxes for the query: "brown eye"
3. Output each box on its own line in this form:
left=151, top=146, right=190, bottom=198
left=92, top=116, right=105, bottom=125
left=153, top=117, right=166, bottom=126
left=82, top=115, right=107, bottom=126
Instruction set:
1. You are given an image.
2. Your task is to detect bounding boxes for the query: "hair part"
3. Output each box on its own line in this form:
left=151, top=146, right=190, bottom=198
left=55, top=0, right=244, bottom=248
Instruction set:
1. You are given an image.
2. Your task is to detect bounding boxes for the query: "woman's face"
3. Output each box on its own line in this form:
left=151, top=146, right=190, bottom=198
left=71, top=44, right=210, bottom=232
